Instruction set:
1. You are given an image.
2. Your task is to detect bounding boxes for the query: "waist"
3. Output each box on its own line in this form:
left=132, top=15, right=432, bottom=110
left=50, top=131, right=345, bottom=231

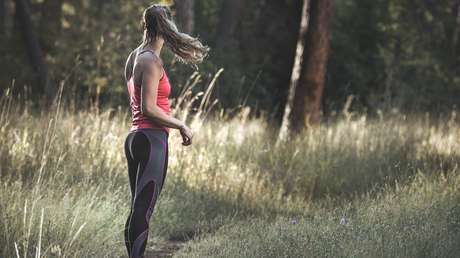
left=129, top=126, right=169, bottom=137
left=131, top=122, right=170, bottom=134
left=130, top=118, right=170, bottom=134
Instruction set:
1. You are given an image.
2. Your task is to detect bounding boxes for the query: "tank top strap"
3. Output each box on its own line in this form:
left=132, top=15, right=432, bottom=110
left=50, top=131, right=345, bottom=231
left=137, top=49, right=165, bottom=80
left=138, top=49, right=156, bottom=56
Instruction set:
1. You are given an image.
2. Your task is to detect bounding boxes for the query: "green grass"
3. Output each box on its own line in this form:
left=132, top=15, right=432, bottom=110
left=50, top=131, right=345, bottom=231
left=1, top=85, right=460, bottom=257
left=175, top=170, right=460, bottom=258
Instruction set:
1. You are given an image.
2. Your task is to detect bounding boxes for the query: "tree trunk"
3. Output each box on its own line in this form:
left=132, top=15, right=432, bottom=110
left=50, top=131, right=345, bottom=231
left=0, top=0, right=5, bottom=34
left=40, top=0, right=63, bottom=50
left=278, top=0, right=332, bottom=142
left=277, top=0, right=311, bottom=142
left=14, top=0, right=55, bottom=106
left=292, top=0, right=332, bottom=130
left=452, top=0, right=460, bottom=62
left=215, top=0, right=244, bottom=50
left=174, top=0, right=194, bottom=34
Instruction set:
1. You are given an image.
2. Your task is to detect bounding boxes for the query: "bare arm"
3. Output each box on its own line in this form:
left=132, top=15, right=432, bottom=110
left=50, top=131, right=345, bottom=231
left=124, top=51, right=135, bottom=83
left=140, top=60, right=185, bottom=130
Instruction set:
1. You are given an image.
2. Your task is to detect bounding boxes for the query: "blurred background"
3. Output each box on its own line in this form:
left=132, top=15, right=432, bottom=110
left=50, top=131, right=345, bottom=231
left=2, top=0, right=459, bottom=120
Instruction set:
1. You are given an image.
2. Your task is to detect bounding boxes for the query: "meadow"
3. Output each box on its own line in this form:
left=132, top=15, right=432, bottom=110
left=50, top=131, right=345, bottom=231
left=1, top=80, right=460, bottom=257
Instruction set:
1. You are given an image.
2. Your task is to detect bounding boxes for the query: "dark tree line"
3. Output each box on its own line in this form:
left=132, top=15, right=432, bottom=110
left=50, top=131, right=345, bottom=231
left=14, top=0, right=55, bottom=107
left=1, top=0, right=460, bottom=131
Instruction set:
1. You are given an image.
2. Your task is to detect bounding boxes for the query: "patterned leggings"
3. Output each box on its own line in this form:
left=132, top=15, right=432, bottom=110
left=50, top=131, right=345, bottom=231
left=123, top=128, right=169, bottom=258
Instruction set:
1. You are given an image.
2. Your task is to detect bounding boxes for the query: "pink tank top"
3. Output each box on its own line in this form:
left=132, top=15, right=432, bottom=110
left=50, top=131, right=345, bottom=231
left=127, top=62, right=172, bottom=134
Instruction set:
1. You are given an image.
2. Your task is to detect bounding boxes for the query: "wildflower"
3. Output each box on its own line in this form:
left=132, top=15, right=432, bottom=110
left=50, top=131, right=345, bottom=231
left=290, top=217, right=299, bottom=224
left=50, top=245, right=62, bottom=255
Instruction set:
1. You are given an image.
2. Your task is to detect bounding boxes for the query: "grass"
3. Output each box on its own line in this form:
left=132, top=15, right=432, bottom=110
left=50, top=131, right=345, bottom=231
left=175, top=170, right=460, bottom=258
left=1, top=79, right=460, bottom=257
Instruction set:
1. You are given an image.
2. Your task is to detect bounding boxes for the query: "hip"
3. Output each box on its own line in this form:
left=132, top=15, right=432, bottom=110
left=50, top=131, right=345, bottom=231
left=125, top=127, right=169, bottom=152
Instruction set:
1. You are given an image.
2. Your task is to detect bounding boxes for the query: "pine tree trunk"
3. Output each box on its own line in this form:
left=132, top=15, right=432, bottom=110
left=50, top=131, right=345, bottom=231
left=14, top=0, right=55, bottom=106
left=277, top=0, right=311, bottom=142
left=0, top=0, right=4, bottom=34
left=40, top=0, right=63, bottom=50
left=452, top=0, right=460, bottom=62
left=215, top=0, right=244, bottom=50
left=278, top=0, right=332, bottom=142
left=175, top=0, right=194, bottom=34
left=291, top=0, right=332, bottom=131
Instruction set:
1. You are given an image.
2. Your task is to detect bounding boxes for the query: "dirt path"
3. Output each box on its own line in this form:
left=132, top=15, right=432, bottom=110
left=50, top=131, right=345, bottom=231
left=143, top=240, right=188, bottom=258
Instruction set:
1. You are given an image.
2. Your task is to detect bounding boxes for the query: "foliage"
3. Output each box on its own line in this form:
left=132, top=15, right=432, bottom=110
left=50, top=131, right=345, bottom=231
left=328, top=0, right=460, bottom=114
left=2, top=0, right=459, bottom=116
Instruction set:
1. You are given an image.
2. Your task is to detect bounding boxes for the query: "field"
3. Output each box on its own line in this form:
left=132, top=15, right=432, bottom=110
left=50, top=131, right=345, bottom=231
left=1, top=86, right=460, bottom=258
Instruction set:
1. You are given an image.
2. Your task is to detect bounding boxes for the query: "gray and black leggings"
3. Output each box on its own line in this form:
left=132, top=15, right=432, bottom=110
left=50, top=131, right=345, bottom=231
left=123, top=128, right=169, bottom=258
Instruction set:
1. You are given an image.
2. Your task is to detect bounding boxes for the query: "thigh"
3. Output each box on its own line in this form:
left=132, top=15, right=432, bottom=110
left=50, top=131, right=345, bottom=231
left=124, top=132, right=137, bottom=200
left=138, top=129, right=168, bottom=195
left=125, top=131, right=151, bottom=200
left=159, top=139, right=169, bottom=194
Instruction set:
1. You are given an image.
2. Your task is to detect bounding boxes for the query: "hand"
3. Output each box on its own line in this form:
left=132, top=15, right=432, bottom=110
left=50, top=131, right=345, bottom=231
left=179, top=124, right=193, bottom=146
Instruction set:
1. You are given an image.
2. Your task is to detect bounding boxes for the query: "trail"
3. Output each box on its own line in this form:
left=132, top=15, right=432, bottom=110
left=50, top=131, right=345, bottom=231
left=144, top=240, right=188, bottom=258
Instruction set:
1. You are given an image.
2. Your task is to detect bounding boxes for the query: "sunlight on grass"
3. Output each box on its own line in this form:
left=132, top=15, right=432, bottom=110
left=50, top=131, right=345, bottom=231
left=1, top=75, right=460, bottom=257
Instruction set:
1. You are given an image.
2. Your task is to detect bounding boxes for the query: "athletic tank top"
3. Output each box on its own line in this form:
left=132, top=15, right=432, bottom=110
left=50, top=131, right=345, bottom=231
left=127, top=50, right=171, bottom=134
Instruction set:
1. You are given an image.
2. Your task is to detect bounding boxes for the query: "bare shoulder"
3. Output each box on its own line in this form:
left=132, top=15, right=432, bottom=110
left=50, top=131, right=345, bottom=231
left=137, top=51, right=163, bottom=67
left=138, top=52, right=164, bottom=78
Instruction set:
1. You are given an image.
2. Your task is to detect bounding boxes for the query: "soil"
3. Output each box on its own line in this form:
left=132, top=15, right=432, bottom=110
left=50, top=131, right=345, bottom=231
left=143, top=240, right=188, bottom=258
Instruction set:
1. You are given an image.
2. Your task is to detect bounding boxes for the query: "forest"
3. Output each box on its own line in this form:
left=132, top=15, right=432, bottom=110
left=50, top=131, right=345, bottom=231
left=1, top=0, right=460, bottom=257
left=2, top=0, right=460, bottom=118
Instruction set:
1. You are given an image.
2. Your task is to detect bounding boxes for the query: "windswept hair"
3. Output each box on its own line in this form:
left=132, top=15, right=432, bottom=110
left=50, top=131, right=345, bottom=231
left=142, top=4, right=210, bottom=65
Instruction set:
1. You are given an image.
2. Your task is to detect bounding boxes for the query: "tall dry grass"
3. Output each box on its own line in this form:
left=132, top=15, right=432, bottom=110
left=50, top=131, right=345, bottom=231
left=1, top=72, right=460, bottom=257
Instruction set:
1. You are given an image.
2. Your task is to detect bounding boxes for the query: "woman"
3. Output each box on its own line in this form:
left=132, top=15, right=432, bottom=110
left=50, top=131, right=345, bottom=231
left=123, top=4, right=209, bottom=258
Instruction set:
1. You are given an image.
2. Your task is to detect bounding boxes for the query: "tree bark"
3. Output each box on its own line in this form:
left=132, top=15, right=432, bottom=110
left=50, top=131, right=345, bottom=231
left=278, top=0, right=332, bottom=142
left=452, top=0, right=460, bottom=60
left=277, top=0, right=311, bottom=142
left=0, top=0, right=5, bottom=34
left=174, top=0, right=194, bottom=34
left=14, top=0, right=55, bottom=105
left=40, top=0, right=63, bottom=50
left=292, top=0, right=332, bottom=130
left=215, top=0, right=244, bottom=50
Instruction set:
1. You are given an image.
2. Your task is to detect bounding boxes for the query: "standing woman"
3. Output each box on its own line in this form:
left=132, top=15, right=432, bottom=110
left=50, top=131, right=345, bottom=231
left=123, top=4, right=209, bottom=258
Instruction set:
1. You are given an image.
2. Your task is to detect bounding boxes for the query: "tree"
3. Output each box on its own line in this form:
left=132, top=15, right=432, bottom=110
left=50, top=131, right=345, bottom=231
left=0, top=0, right=5, bottom=34
left=278, top=0, right=332, bottom=142
left=278, top=0, right=311, bottom=142
left=39, top=0, right=63, bottom=51
left=453, top=0, right=460, bottom=62
left=174, top=0, right=194, bottom=34
left=14, top=0, right=55, bottom=106
left=215, top=0, right=244, bottom=50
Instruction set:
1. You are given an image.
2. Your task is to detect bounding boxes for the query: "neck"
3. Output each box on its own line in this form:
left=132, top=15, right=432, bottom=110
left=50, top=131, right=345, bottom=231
left=141, top=39, right=163, bottom=57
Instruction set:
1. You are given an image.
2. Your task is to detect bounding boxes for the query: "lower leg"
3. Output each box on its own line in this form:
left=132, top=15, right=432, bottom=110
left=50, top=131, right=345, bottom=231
left=124, top=211, right=133, bottom=257
left=126, top=181, right=157, bottom=258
